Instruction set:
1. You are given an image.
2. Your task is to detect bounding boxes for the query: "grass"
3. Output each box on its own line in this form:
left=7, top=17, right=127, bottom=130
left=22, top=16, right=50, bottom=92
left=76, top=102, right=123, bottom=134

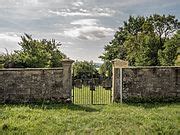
left=72, top=86, right=111, bottom=104
left=0, top=103, right=179, bottom=134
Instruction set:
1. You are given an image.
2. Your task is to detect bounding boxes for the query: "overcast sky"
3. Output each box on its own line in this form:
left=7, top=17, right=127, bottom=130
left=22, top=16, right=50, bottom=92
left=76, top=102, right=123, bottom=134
left=0, top=0, right=179, bottom=62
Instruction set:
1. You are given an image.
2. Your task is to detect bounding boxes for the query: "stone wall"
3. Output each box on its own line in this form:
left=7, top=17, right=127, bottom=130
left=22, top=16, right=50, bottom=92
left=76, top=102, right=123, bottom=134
left=0, top=59, right=74, bottom=103
left=112, top=60, right=180, bottom=102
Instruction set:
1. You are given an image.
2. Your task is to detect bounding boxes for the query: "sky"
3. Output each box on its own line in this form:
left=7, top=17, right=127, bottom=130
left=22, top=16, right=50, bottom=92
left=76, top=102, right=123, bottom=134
left=0, top=0, right=179, bottom=63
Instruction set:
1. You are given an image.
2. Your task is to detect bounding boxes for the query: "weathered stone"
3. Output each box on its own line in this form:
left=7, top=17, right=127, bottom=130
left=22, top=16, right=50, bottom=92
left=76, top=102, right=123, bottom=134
left=112, top=59, right=128, bottom=68
left=112, top=59, right=180, bottom=103
left=0, top=59, right=74, bottom=103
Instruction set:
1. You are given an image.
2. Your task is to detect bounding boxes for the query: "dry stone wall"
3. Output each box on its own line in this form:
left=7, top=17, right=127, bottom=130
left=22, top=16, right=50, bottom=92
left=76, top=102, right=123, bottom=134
left=112, top=59, right=180, bottom=102
left=122, top=67, right=180, bottom=102
left=0, top=59, right=74, bottom=103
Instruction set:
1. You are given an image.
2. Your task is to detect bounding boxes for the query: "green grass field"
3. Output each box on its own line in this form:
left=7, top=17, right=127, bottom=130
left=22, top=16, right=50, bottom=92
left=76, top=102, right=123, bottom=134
left=72, top=86, right=112, bottom=104
left=0, top=103, right=179, bottom=134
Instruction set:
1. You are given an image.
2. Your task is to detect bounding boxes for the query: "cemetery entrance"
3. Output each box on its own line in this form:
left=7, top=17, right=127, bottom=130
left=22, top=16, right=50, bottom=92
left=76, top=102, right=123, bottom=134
left=72, top=71, right=112, bottom=104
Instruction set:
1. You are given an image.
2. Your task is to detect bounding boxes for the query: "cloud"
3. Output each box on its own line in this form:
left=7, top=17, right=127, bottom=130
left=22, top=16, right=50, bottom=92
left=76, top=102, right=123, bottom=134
left=0, top=33, right=20, bottom=42
left=65, top=17, right=114, bottom=40
left=48, top=7, right=116, bottom=17
left=0, top=33, right=21, bottom=53
left=0, top=0, right=40, bottom=8
left=71, top=19, right=98, bottom=26
left=48, top=10, right=91, bottom=17
left=72, top=1, right=84, bottom=7
left=61, top=41, right=73, bottom=45
left=64, top=26, right=114, bottom=40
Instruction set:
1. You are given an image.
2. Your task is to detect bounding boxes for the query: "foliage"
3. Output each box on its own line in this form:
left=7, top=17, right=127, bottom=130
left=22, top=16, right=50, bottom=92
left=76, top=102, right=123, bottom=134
left=148, top=14, right=179, bottom=47
left=2, top=34, right=66, bottom=68
left=175, top=55, right=180, bottom=66
left=0, top=52, right=19, bottom=68
left=158, top=30, right=180, bottom=66
left=0, top=54, right=4, bottom=68
left=99, top=27, right=127, bottom=61
left=98, top=60, right=112, bottom=78
left=100, top=14, right=180, bottom=66
left=0, top=103, right=179, bottom=134
left=73, top=61, right=99, bottom=79
left=124, top=33, right=160, bottom=66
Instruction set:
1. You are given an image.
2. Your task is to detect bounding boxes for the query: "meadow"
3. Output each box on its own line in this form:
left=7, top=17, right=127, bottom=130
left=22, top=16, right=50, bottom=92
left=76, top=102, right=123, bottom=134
left=0, top=103, right=179, bottom=134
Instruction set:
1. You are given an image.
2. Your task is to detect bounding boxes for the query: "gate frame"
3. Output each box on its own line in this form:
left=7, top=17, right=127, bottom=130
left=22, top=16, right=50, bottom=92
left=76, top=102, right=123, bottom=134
left=72, top=70, right=112, bottom=105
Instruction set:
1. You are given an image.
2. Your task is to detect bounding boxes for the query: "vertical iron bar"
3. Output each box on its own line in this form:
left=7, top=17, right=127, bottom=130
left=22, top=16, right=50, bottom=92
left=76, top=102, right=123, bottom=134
left=72, top=68, right=75, bottom=104
left=100, top=86, right=101, bottom=104
left=99, top=86, right=101, bottom=104
left=88, top=84, right=89, bottom=104
left=73, top=86, right=74, bottom=103
left=86, top=82, right=87, bottom=104
left=91, top=89, right=93, bottom=104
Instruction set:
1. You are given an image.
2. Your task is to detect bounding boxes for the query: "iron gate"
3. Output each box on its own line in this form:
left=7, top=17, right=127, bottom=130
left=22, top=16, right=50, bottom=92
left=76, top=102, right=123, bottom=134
left=72, top=71, right=112, bottom=104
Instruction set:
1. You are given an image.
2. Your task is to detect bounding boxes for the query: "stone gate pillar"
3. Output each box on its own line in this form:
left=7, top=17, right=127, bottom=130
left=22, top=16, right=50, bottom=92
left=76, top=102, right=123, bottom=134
left=112, top=59, right=128, bottom=103
left=62, top=59, right=74, bottom=102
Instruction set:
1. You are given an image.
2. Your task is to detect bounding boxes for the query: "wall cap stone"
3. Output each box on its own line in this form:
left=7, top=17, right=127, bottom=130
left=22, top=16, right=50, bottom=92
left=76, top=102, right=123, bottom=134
left=124, top=66, right=180, bottom=69
left=0, top=68, right=63, bottom=71
left=112, top=59, right=128, bottom=68
left=62, top=58, right=74, bottom=66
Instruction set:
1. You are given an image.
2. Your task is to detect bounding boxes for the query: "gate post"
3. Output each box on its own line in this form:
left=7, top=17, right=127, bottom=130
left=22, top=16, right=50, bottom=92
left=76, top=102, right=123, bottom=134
left=62, top=58, right=74, bottom=102
left=112, top=59, right=128, bottom=103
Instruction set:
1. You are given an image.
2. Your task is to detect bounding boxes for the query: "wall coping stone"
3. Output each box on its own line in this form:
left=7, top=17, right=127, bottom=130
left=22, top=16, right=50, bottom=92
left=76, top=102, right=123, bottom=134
left=0, top=68, right=63, bottom=71
left=62, top=59, right=74, bottom=66
left=124, top=66, right=180, bottom=69
left=112, top=59, right=128, bottom=68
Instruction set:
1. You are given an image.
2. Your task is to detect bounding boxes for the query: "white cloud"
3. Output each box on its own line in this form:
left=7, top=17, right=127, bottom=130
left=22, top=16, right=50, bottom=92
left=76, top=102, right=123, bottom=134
left=72, top=1, right=84, bottom=7
left=79, top=8, right=88, bottom=13
left=61, top=41, right=73, bottom=45
left=0, top=33, right=20, bottom=42
left=71, top=19, right=98, bottom=26
left=0, top=33, right=21, bottom=53
left=49, top=10, right=91, bottom=16
left=64, top=26, right=114, bottom=40
left=48, top=7, right=116, bottom=17
left=0, top=0, right=40, bottom=8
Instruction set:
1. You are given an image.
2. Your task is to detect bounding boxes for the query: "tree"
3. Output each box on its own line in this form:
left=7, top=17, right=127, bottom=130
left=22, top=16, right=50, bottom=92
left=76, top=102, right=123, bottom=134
left=73, top=61, right=99, bottom=79
left=124, top=15, right=145, bottom=36
left=99, top=16, right=146, bottom=62
left=148, top=14, right=179, bottom=48
left=158, top=30, right=180, bottom=66
left=100, top=14, right=180, bottom=66
left=0, top=54, right=4, bottom=68
left=124, top=32, right=160, bottom=66
left=175, top=55, right=180, bottom=66
left=99, top=60, right=112, bottom=78
left=2, top=34, right=66, bottom=68
left=99, top=27, right=127, bottom=61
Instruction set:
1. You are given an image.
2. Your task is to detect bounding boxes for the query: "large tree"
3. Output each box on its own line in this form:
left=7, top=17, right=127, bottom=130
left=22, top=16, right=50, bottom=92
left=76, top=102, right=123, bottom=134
left=148, top=14, right=179, bottom=48
left=158, top=30, right=180, bottom=66
left=124, top=33, right=160, bottom=66
left=100, top=14, right=180, bottom=66
left=73, top=61, right=99, bottom=79
left=98, top=60, right=112, bottom=78
left=2, top=34, right=66, bottom=68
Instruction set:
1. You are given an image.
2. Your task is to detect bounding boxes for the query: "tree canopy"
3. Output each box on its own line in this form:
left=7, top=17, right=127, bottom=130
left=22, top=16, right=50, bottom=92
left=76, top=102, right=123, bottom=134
left=0, top=34, right=66, bottom=68
left=100, top=14, right=180, bottom=66
left=73, top=61, right=99, bottom=79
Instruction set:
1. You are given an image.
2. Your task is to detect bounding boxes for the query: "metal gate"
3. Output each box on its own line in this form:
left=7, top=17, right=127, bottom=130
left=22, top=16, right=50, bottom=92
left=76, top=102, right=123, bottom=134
left=72, top=71, right=112, bottom=104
